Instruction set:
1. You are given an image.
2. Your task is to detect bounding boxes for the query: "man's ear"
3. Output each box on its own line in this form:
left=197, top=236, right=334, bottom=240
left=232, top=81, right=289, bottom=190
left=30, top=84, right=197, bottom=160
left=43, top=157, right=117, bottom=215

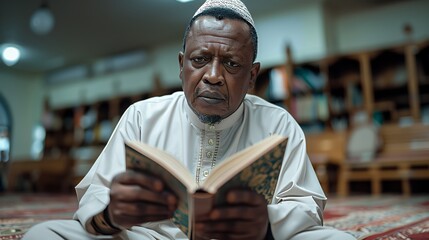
left=249, top=62, right=260, bottom=89
left=178, top=52, right=184, bottom=80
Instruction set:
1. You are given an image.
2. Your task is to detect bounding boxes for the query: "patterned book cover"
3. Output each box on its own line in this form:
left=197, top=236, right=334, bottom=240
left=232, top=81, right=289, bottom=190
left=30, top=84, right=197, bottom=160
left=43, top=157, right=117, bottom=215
left=210, top=138, right=287, bottom=206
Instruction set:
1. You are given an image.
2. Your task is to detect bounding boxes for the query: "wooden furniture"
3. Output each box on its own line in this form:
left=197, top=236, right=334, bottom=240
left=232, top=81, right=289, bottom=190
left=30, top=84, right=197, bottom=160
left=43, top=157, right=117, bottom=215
left=306, top=131, right=347, bottom=193
left=338, top=123, right=429, bottom=196
left=7, top=155, right=74, bottom=192
left=39, top=79, right=182, bottom=187
left=253, top=39, right=429, bottom=132
left=250, top=40, right=429, bottom=196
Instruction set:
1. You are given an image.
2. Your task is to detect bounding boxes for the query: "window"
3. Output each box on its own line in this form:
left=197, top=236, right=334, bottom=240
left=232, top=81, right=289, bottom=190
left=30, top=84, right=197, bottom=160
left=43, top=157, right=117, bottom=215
left=0, top=94, right=11, bottom=163
left=0, top=94, right=11, bottom=192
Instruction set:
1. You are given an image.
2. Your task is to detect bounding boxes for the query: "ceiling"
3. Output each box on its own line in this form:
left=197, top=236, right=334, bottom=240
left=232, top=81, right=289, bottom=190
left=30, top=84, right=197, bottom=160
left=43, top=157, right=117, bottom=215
left=0, top=0, right=402, bottom=74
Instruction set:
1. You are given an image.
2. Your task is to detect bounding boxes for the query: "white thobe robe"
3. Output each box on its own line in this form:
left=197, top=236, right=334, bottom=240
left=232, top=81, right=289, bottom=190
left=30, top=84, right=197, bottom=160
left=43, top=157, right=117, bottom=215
left=24, top=92, right=355, bottom=240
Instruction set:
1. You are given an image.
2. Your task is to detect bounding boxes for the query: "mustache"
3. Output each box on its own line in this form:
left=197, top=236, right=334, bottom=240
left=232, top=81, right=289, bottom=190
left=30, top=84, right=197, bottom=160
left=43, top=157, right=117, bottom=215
left=194, top=87, right=227, bottom=100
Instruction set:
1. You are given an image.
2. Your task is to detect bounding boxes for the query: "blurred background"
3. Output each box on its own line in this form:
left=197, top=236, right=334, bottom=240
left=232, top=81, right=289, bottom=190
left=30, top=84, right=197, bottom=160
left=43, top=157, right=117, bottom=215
left=1, top=0, right=429, bottom=194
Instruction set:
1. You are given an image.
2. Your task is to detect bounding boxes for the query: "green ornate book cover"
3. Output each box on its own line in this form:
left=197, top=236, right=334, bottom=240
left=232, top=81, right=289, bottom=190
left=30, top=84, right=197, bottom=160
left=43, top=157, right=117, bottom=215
left=209, top=138, right=287, bottom=206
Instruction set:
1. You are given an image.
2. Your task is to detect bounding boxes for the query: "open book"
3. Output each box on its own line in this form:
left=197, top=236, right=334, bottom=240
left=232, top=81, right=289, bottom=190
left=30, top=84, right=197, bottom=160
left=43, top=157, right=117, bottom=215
left=125, top=134, right=288, bottom=237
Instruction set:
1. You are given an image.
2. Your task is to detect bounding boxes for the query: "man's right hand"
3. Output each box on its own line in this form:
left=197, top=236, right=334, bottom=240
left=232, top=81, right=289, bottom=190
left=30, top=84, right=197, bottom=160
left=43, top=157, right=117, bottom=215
left=107, top=170, right=178, bottom=229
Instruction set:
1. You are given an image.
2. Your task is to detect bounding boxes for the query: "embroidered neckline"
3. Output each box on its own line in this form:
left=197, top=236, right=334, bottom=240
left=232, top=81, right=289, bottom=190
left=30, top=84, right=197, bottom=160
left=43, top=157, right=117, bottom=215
left=195, top=127, right=220, bottom=184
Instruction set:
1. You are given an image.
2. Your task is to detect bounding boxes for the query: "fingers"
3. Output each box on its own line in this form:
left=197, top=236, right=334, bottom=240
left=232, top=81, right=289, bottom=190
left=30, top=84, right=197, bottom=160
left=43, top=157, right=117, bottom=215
left=108, top=170, right=178, bottom=228
left=111, top=170, right=177, bottom=207
left=226, top=188, right=266, bottom=206
left=108, top=201, right=174, bottom=228
left=195, top=220, right=255, bottom=234
left=113, top=170, right=164, bottom=192
left=194, top=189, right=269, bottom=240
left=111, top=181, right=174, bottom=207
left=198, top=189, right=266, bottom=222
left=110, top=170, right=178, bottom=207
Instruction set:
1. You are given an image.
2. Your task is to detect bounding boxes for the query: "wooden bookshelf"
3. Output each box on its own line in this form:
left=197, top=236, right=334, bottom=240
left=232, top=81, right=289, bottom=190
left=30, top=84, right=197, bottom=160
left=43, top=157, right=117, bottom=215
left=41, top=80, right=182, bottom=186
left=253, top=39, right=429, bottom=132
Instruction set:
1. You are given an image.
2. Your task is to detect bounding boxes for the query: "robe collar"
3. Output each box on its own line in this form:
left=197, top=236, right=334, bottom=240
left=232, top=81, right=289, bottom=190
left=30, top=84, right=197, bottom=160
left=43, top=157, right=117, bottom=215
left=185, top=100, right=244, bottom=131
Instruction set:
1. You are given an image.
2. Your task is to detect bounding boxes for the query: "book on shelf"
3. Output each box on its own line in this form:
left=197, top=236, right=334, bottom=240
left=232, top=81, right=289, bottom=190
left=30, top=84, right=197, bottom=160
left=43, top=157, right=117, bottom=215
left=125, top=134, right=288, bottom=237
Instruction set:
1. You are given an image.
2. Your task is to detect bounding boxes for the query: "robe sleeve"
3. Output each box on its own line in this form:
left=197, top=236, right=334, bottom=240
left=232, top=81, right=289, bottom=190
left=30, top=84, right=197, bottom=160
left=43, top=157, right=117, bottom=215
left=73, top=104, right=141, bottom=233
left=269, top=117, right=327, bottom=239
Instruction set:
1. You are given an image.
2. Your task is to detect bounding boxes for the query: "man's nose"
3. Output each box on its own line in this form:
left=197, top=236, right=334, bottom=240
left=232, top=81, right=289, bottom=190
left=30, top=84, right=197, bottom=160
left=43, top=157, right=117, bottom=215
left=204, top=60, right=224, bottom=85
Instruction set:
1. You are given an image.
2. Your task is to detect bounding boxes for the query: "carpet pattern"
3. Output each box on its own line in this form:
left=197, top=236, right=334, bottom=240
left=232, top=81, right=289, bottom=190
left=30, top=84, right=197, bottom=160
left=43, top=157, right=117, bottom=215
left=1, top=194, right=428, bottom=239
left=0, top=194, right=77, bottom=239
left=324, top=195, right=429, bottom=240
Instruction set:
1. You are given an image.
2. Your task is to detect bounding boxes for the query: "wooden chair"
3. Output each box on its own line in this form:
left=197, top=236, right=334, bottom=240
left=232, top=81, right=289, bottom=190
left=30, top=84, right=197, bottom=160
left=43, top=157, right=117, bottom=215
left=338, top=123, right=429, bottom=196
left=306, top=131, right=347, bottom=194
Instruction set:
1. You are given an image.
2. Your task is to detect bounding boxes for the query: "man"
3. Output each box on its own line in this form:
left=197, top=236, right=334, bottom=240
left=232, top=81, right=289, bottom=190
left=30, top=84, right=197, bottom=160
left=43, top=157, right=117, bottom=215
left=24, top=0, right=355, bottom=239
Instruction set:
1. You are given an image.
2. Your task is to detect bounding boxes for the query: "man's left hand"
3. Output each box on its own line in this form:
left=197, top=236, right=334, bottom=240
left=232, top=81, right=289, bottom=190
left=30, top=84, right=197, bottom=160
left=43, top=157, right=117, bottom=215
left=194, top=189, right=269, bottom=240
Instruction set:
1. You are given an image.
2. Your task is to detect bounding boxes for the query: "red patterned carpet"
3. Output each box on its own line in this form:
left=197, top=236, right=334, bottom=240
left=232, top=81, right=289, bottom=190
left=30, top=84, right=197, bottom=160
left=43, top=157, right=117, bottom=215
left=0, top=194, right=77, bottom=239
left=0, top=193, right=428, bottom=239
left=324, top=195, right=429, bottom=240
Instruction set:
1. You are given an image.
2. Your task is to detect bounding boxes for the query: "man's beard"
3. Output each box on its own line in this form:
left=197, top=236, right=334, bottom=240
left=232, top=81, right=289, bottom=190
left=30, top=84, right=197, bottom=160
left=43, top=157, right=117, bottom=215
left=197, top=113, right=222, bottom=124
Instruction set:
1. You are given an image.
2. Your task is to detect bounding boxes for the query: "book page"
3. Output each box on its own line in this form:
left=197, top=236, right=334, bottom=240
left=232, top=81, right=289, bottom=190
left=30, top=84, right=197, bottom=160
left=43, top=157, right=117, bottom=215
left=125, top=141, right=196, bottom=191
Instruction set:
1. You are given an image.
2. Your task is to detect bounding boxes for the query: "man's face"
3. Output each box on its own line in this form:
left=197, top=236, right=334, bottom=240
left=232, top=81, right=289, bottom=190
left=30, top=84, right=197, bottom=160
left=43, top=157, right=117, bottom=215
left=179, top=16, right=260, bottom=122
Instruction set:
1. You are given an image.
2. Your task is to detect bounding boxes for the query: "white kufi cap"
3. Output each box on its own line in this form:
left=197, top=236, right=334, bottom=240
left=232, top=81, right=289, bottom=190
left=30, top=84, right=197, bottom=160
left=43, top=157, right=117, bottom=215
left=193, top=0, right=255, bottom=28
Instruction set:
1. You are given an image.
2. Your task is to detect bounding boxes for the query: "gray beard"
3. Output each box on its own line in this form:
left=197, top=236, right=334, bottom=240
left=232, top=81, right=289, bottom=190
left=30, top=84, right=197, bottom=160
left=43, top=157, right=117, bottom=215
left=197, top=114, right=222, bottom=124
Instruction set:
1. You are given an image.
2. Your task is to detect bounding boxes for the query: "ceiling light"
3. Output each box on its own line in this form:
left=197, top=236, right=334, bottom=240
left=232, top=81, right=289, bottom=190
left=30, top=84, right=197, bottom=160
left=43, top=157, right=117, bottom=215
left=1, top=45, right=21, bottom=66
left=30, top=2, right=55, bottom=35
left=176, top=0, right=195, bottom=2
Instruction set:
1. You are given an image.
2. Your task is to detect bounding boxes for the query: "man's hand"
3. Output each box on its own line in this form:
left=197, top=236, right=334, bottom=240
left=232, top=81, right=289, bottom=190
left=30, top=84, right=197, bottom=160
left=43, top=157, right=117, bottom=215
left=194, top=189, right=269, bottom=240
left=107, top=170, right=178, bottom=229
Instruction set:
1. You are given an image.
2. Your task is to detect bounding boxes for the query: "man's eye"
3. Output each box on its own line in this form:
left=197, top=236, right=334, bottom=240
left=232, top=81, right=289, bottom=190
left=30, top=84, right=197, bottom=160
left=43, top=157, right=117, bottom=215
left=192, top=57, right=208, bottom=64
left=225, top=61, right=240, bottom=68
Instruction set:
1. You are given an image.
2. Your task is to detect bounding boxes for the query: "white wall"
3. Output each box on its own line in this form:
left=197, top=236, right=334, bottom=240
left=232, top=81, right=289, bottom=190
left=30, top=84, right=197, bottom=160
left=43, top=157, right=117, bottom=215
left=47, top=67, right=155, bottom=109
left=0, top=71, right=44, bottom=160
left=45, top=1, right=331, bottom=109
left=334, top=0, right=429, bottom=53
left=256, top=1, right=327, bottom=68
left=47, top=42, right=184, bottom=109
left=152, top=42, right=183, bottom=87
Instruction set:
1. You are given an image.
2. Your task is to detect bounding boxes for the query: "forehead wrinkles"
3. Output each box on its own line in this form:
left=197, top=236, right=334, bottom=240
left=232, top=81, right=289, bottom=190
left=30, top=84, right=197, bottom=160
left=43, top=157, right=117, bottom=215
left=195, top=36, right=236, bottom=52
left=187, top=17, right=252, bottom=54
left=190, top=17, right=249, bottom=40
